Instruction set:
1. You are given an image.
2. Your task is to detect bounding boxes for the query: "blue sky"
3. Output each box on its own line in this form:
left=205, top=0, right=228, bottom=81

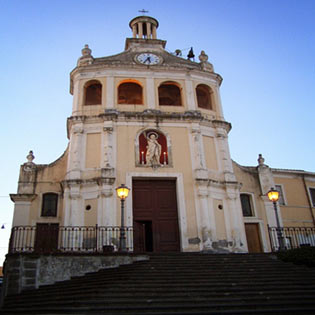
left=0, top=0, right=314, bottom=264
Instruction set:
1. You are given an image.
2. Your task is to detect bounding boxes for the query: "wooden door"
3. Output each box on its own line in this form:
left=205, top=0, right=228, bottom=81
left=245, top=223, right=262, bottom=253
left=34, top=223, right=59, bottom=253
left=133, top=180, right=180, bottom=252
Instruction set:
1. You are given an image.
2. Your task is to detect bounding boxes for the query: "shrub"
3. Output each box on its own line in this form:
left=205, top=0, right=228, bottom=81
left=277, top=247, right=315, bottom=267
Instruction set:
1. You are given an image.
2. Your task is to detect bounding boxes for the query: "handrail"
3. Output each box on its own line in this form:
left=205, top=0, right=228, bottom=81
left=8, top=225, right=133, bottom=253
left=268, top=226, right=315, bottom=251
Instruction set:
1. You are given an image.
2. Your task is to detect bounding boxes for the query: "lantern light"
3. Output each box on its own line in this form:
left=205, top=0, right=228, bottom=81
left=267, top=188, right=280, bottom=203
left=116, top=184, right=130, bottom=200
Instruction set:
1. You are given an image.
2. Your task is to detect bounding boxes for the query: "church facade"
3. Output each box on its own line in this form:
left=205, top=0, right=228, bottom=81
left=10, top=16, right=315, bottom=254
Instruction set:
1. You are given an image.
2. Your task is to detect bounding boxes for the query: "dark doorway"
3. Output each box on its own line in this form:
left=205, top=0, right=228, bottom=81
left=133, top=179, right=180, bottom=252
left=34, top=223, right=59, bottom=253
left=133, top=221, right=153, bottom=252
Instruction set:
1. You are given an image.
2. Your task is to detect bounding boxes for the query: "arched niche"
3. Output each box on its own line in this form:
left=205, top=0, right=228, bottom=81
left=84, top=80, right=102, bottom=105
left=158, top=81, right=182, bottom=106
left=196, top=84, right=213, bottom=110
left=135, top=129, right=172, bottom=167
left=118, top=81, right=143, bottom=104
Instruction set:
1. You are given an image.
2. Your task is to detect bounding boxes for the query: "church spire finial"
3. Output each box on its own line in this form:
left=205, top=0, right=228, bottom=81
left=138, top=9, right=149, bottom=15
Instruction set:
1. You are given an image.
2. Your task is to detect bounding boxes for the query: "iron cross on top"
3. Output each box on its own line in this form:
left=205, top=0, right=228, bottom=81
left=138, top=9, right=149, bottom=15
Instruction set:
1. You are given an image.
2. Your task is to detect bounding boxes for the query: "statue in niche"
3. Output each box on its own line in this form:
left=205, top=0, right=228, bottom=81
left=146, top=132, right=162, bottom=166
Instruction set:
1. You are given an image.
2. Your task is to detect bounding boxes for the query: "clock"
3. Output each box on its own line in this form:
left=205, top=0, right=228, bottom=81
left=136, top=53, right=162, bottom=65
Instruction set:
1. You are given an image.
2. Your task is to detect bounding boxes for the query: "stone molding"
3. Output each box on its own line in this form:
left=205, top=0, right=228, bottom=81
left=10, top=194, right=37, bottom=203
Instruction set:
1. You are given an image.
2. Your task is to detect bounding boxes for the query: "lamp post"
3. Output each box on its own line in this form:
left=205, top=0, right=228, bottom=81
left=267, top=187, right=285, bottom=250
left=116, top=184, right=130, bottom=252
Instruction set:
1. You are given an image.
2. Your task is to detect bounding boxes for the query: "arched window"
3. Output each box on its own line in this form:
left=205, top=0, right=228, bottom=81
left=84, top=80, right=102, bottom=105
left=158, top=81, right=182, bottom=106
left=196, top=84, right=213, bottom=110
left=41, top=193, right=58, bottom=217
left=240, top=194, right=253, bottom=217
left=118, top=82, right=143, bottom=104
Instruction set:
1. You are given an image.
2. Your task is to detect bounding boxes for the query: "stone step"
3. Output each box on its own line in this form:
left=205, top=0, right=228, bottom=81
left=6, top=286, right=315, bottom=302
left=5, top=284, right=315, bottom=304
left=1, top=253, right=315, bottom=314
left=4, top=293, right=315, bottom=309
left=2, top=300, right=315, bottom=314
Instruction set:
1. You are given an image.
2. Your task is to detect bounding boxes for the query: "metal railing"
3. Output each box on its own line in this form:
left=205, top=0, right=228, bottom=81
left=268, top=226, right=315, bottom=251
left=9, top=225, right=133, bottom=253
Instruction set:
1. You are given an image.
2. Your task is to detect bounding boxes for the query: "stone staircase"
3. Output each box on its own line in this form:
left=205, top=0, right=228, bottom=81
left=1, top=253, right=315, bottom=314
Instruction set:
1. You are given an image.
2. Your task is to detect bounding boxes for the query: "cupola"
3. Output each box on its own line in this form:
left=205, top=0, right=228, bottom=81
left=125, top=16, right=166, bottom=50
left=129, top=16, right=159, bottom=39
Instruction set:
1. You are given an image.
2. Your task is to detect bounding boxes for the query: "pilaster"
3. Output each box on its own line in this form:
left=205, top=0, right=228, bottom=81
left=257, top=154, right=283, bottom=227
left=185, top=79, right=196, bottom=110
left=145, top=77, right=155, bottom=109
left=67, top=122, right=84, bottom=180
left=197, top=184, right=214, bottom=250
left=10, top=194, right=37, bottom=226
left=225, top=185, right=247, bottom=252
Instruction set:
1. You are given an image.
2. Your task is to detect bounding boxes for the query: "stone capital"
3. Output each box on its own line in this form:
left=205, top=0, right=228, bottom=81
left=103, top=127, right=113, bottom=133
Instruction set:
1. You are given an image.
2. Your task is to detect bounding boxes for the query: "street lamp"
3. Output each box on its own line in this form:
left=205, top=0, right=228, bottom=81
left=116, top=184, right=130, bottom=252
left=267, top=187, right=285, bottom=250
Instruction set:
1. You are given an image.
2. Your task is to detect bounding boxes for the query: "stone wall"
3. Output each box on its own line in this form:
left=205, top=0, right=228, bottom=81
left=1, top=253, right=148, bottom=303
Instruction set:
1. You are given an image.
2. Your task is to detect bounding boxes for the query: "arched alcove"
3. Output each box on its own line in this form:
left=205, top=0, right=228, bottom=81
left=118, top=81, right=143, bottom=104
left=137, top=129, right=169, bottom=166
left=84, top=80, right=102, bottom=105
left=196, top=84, right=213, bottom=110
left=158, top=81, right=182, bottom=106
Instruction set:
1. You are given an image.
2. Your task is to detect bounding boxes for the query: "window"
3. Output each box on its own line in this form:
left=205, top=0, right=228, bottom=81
left=158, top=81, right=182, bottom=106
left=84, top=80, right=102, bottom=105
left=275, top=185, right=285, bottom=205
left=309, top=188, right=315, bottom=207
left=118, top=82, right=143, bottom=104
left=196, top=84, right=213, bottom=110
left=41, top=193, right=58, bottom=217
left=240, top=194, right=253, bottom=217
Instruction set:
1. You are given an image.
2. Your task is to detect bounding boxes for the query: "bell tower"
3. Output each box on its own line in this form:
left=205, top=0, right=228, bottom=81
left=125, top=16, right=166, bottom=50
left=129, top=16, right=159, bottom=39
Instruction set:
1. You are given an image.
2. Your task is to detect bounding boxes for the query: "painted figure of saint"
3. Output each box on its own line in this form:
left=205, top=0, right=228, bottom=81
left=146, top=132, right=161, bottom=166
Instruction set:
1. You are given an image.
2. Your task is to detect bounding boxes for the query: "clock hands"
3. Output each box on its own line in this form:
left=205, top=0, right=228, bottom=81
left=136, top=53, right=161, bottom=65
left=144, top=56, right=151, bottom=64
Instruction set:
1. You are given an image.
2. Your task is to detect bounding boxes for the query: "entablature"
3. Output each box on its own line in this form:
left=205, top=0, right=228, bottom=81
left=67, top=110, right=232, bottom=137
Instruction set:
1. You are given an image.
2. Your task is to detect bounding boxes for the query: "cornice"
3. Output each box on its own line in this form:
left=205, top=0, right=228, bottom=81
left=10, top=194, right=37, bottom=203
left=67, top=110, right=232, bottom=133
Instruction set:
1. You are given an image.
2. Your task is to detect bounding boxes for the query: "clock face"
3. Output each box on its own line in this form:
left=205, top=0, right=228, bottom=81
left=136, top=53, right=162, bottom=65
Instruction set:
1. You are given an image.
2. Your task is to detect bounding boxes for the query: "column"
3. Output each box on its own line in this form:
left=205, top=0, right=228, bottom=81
left=146, top=22, right=151, bottom=38
left=138, top=22, right=143, bottom=38
left=152, top=26, right=157, bottom=39
left=132, top=25, right=137, bottom=38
